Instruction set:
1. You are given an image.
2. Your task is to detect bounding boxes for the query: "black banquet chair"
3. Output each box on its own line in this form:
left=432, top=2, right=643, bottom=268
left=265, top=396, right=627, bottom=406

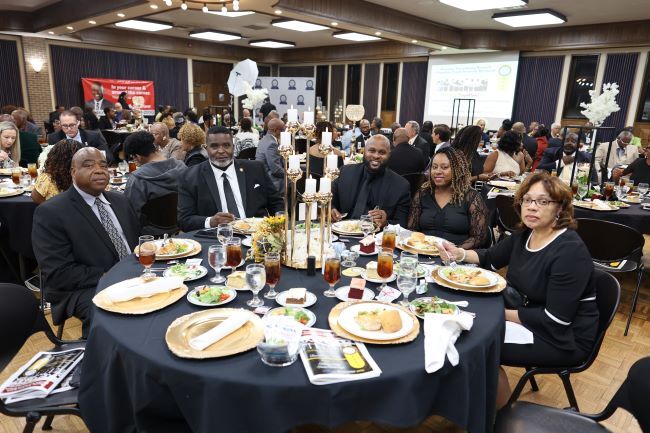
left=236, top=147, right=257, bottom=160
left=505, top=270, right=620, bottom=411
left=140, top=193, right=179, bottom=237
left=495, top=195, right=519, bottom=237
left=0, top=283, right=85, bottom=433
left=495, top=356, right=650, bottom=433
left=575, top=218, right=645, bottom=336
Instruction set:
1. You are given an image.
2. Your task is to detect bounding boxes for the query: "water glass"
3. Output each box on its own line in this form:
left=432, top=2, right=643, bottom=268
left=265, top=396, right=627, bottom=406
left=360, top=214, right=374, bottom=238
left=118, top=161, right=128, bottom=175
left=577, top=183, right=589, bottom=201
left=397, top=268, right=417, bottom=307
left=246, top=264, right=266, bottom=307
left=400, top=251, right=418, bottom=271
left=341, top=249, right=359, bottom=267
left=637, top=182, right=649, bottom=196
left=208, top=244, right=226, bottom=283
left=217, top=223, right=233, bottom=245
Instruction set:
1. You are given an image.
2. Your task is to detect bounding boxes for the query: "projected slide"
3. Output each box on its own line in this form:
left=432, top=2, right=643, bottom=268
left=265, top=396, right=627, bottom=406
left=423, top=52, right=519, bottom=129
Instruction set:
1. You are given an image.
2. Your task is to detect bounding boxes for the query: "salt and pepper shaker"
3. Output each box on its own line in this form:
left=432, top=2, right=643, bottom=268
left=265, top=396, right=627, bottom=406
left=307, top=256, right=316, bottom=276
left=416, top=279, right=428, bottom=295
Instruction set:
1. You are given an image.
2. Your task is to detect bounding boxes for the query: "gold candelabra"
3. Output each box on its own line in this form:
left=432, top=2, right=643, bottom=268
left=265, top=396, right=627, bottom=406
left=278, top=141, right=293, bottom=247
left=315, top=191, right=333, bottom=266
left=302, top=192, right=316, bottom=259
left=287, top=167, right=303, bottom=265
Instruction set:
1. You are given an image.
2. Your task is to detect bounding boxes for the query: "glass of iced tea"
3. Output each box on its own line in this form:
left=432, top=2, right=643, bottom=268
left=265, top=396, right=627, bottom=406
left=27, top=163, right=37, bottom=183
left=11, top=167, right=21, bottom=188
left=377, top=247, right=394, bottom=291
left=323, top=253, right=341, bottom=297
left=381, top=227, right=396, bottom=250
left=128, top=161, right=137, bottom=173
left=570, top=181, right=579, bottom=198
left=225, top=238, right=242, bottom=269
left=138, top=235, right=156, bottom=279
left=603, top=182, right=614, bottom=201
left=264, top=252, right=281, bottom=299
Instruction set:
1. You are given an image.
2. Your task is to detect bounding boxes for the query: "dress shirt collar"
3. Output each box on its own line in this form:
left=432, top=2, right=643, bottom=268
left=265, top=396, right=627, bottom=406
left=73, top=183, right=108, bottom=206
left=67, top=131, right=82, bottom=143
left=210, top=161, right=237, bottom=180
left=408, top=136, right=416, bottom=145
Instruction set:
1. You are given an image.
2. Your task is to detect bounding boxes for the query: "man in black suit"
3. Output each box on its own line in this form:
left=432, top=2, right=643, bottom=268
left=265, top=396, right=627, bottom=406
left=355, top=119, right=372, bottom=150
left=387, top=127, right=427, bottom=176
left=47, top=110, right=115, bottom=163
left=332, top=135, right=410, bottom=228
left=513, top=122, right=537, bottom=157
left=178, top=126, right=284, bottom=231
left=538, top=132, right=594, bottom=182
left=97, top=107, right=117, bottom=130
left=32, top=148, right=140, bottom=337
left=405, top=120, right=431, bottom=158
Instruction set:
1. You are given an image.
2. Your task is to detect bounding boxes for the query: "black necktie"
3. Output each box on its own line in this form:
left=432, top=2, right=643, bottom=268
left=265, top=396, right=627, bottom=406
left=221, top=172, right=241, bottom=218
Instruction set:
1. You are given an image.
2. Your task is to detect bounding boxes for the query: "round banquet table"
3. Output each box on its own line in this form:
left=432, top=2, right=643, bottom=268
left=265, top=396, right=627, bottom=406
left=79, top=232, right=504, bottom=433
left=0, top=191, right=38, bottom=259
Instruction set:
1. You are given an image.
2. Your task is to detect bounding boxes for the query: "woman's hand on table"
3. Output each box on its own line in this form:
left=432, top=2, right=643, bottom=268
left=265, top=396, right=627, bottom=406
left=331, top=208, right=343, bottom=222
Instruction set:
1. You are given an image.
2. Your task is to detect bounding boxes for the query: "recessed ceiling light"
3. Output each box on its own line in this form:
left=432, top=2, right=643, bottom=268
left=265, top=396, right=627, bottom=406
left=66, top=26, right=74, bottom=30
left=181, top=2, right=187, bottom=10
left=439, top=0, right=527, bottom=11
left=117, top=13, right=126, bottom=17
left=332, top=32, right=380, bottom=42
left=331, top=22, right=338, bottom=26
left=272, top=19, right=328, bottom=32
left=375, top=31, right=381, bottom=36
left=441, top=46, right=447, bottom=49
left=48, top=31, right=54, bottom=34
left=249, top=39, right=296, bottom=48
left=115, top=19, right=173, bottom=32
left=189, top=30, right=242, bottom=41
left=88, top=20, right=96, bottom=25
left=164, top=0, right=172, bottom=6
left=411, top=39, right=418, bottom=43
left=150, top=4, right=158, bottom=9
left=274, top=9, right=282, bottom=14
left=205, top=10, right=255, bottom=17
left=492, top=8, right=566, bottom=27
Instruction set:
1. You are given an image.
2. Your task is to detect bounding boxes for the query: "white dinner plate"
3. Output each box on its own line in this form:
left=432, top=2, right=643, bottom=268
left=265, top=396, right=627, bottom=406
left=437, top=266, right=499, bottom=289
left=163, top=265, right=208, bottom=282
left=335, top=286, right=375, bottom=302
left=275, top=290, right=317, bottom=308
left=186, top=286, right=237, bottom=307
left=242, top=237, right=252, bottom=247
left=360, top=270, right=397, bottom=284
left=350, top=244, right=377, bottom=256
left=264, top=307, right=316, bottom=327
left=337, top=303, right=414, bottom=340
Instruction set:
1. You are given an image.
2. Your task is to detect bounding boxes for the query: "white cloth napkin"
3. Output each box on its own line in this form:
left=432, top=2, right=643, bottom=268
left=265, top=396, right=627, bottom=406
left=104, top=276, right=184, bottom=303
left=189, top=311, right=250, bottom=351
left=424, top=312, right=474, bottom=373
left=592, top=199, right=612, bottom=210
left=504, top=321, right=534, bottom=344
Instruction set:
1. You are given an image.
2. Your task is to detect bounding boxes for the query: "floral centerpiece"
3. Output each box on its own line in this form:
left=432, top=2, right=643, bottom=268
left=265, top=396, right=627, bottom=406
left=580, top=82, right=620, bottom=126
left=250, top=215, right=286, bottom=262
left=241, top=81, right=268, bottom=111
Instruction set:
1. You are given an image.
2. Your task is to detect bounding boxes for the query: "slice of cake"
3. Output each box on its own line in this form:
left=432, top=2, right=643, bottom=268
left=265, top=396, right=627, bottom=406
left=365, top=262, right=380, bottom=280
left=359, top=235, right=375, bottom=254
left=286, top=288, right=307, bottom=304
left=347, top=278, right=366, bottom=300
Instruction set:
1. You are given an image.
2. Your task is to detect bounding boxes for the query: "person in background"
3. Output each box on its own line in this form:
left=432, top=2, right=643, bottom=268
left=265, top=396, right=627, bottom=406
left=595, top=130, right=639, bottom=177
left=12, top=108, right=42, bottom=137
left=483, top=130, right=526, bottom=177
left=98, top=107, right=116, bottom=130
left=202, top=114, right=214, bottom=133
left=120, top=109, right=133, bottom=125
left=83, top=107, right=99, bottom=130
left=355, top=119, right=372, bottom=151
left=32, top=139, right=81, bottom=204
left=123, top=131, right=186, bottom=232
left=234, top=117, right=259, bottom=157
left=390, top=122, right=401, bottom=133
left=438, top=172, right=597, bottom=409
left=151, top=122, right=184, bottom=161
left=531, top=124, right=551, bottom=171
left=118, top=92, right=130, bottom=110
left=259, top=97, right=276, bottom=123
left=550, top=122, right=562, bottom=139
left=388, top=127, right=427, bottom=176
left=241, top=108, right=252, bottom=119
left=5, top=111, right=39, bottom=165
left=178, top=122, right=207, bottom=167
left=308, top=121, right=345, bottom=177
left=452, top=125, right=491, bottom=183
left=408, top=146, right=488, bottom=249
left=513, top=122, right=537, bottom=157
left=162, top=115, right=175, bottom=134
left=614, top=143, right=650, bottom=185
left=432, top=124, right=451, bottom=154
left=406, top=120, right=431, bottom=158
left=528, top=121, right=539, bottom=136
left=256, top=118, right=286, bottom=193
left=170, top=112, right=185, bottom=139
left=420, top=121, right=436, bottom=154
left=113, top=102, right=124, bottom=122
left=497, top=119, right=513, bottom=139
left=475, top=118, right=490, bottom=145
left=370, top=117, right=383, bottom=136
left=47, top=110, right=113, bottom=164
left=0, top=121, right=20, bottom=167
left=538, top=132, right=594, bottom=183
left=49, top=105, right=65, bottom=124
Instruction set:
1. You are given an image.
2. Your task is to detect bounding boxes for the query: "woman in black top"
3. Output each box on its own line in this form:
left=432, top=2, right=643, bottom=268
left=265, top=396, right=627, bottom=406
left=178, top=123, right=207, bottom=167
left=408, top=147, right=488, bottom=249
left=617, top=144, right=650, bottom=184
left=439, top=172, right=597, bottom=408
left=452, top=125, right=492, bottom=184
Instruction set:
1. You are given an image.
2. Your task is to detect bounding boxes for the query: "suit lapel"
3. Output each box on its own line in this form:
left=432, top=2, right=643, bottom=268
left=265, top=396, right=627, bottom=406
left=68, top=188, right=118, bottom=259
left=234, top=160, right=248, bottom=212
left=202, top=162, right=223, bottom=212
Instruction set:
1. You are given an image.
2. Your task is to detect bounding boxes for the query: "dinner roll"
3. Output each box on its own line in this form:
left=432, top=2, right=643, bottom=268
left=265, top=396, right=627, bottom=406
left=379, top=310, right=402, bottom=333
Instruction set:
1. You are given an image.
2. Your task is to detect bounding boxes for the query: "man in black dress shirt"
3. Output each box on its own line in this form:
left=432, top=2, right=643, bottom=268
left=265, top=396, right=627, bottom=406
left=387, top=127, right=427, bottom=176
left=331, top=135, right=410, bottom=228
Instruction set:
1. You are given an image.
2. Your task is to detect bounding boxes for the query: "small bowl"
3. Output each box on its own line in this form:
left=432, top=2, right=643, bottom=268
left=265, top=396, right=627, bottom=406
left=257, top=340, right=302, bottom=367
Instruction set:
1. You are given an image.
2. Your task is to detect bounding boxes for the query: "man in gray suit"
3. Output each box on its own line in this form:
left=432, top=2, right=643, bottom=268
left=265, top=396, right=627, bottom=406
left=255, top=118, right=286, bottom=193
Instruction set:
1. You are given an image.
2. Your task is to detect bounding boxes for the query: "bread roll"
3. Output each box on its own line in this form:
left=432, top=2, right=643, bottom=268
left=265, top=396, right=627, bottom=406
left=410, top=232, right=425, bottom=242
left=379, top=310, right=402, bottom=333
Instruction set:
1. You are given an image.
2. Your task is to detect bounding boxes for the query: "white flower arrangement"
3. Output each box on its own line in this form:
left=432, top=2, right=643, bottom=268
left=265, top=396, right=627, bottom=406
left=241, top=81, right=269, bottom=110
left=579, top=82, right=620, bottom=126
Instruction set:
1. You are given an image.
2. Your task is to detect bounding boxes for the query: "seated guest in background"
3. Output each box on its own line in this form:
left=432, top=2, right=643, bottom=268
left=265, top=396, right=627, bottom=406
left=497, top=118, right=513, bottom=139
left=390, top=122, right=401, bottom=133
left=12, top=108, right=42, bottom=136
left=550, top=122, right=562, bottom=139
left=256, top=118, right=286, bottom=193
left=162, top=115, right=176, bottom=134
left=32, top=147, right=139, bottom=337
left=420, top=121, right=436, bottom=152
left=615, top=143, right=650, bottom=185
left=47, top=110, right=113, bottom=163
left=408, top=147, right=488, bottom=249
left=595, top=130, right=638, bottom=175
left=538, top=132, right=592, bottom=183
left=152, top=122, right=184, bottom=161
left=331, top=135, right=410, bottom=228
left=531, top=124, right=551, bottom=170
left=452, top=125, right=491, bottom=183
left=475, top=118, right=490, bottom=144
left=83, top=107, right=99, bottom=130
left=406, top=120, right=431, bottom=158
left=483, top=130, right=526, bottom=177
left=432, top=124, right=451, bottom=154
left=170, top=112, right=185, bottom=138
left=438, top=172, right=597, bottom=408
left=355, top=119, right=372, bottom=151
left=178, top=126, right=283, bottom=231
left=49, top=105, right=65, bottom=123
left=10, top=110, right=41, bottom=164
left=113, top=102, right=123, bottom=122
left=528, top=121, right=539, bottom=136
left=124, top=131, right=186, bottom=232
left=234, top=117, right=259, bottom=157
left=370, top=117, right=383, bottom=136
left=179, top=122, right=207, bottom=167
left=512, top=122, right=537, bottom=157
left=387, top=127, right=427, bottom=176
left=201, top=114, right=214, bottom=132
left=98, top=107, right=116, bottom=130
left=0, top=120, right=20, bottom=167
left=32, top=139, right=81, bottom=204
left=308, top=121, right=345, bottom=177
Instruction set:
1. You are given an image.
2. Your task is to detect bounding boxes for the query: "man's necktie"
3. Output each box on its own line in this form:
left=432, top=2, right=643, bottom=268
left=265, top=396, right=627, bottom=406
left=222, top=173, right=241, bottom=218
left=95, top=198, right=130, bottom=259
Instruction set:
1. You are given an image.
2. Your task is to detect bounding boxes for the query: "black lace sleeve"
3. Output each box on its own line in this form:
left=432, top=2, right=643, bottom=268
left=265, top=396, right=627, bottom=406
left=407, top=188, right=424, bottom=231
left=460, top=189, right=489, bottom=249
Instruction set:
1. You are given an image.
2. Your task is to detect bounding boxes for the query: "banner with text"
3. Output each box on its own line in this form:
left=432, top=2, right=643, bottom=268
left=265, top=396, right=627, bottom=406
left=81, top=77, right=155, bottom=117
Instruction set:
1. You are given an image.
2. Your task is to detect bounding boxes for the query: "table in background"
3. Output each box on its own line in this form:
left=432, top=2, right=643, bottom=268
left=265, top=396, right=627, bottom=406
left=79, top=232, right=504, bottom=433
left=0, top=189, right=38, bottom=281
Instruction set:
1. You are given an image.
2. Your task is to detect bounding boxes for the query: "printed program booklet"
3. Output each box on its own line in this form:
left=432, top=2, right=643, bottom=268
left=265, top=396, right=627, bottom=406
left=0, top=348, right=84, bottom=403
left=300, top=328, right=381, bottom=385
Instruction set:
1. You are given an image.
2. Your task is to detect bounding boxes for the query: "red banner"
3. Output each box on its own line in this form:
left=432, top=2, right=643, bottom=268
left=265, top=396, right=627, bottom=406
left=81, top=77, right=155, bottom=116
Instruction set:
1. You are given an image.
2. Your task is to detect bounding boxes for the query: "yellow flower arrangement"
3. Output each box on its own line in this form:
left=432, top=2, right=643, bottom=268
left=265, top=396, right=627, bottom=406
left=250, top=215, right=286, bottom=262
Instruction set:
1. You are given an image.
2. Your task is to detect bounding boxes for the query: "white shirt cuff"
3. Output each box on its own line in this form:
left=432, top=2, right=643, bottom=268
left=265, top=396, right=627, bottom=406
left=205, top=217, right=212, bottom=228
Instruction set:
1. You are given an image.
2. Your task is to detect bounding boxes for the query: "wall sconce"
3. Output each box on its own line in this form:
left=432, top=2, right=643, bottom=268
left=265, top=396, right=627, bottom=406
left=30, top=58, right=44, bottom=73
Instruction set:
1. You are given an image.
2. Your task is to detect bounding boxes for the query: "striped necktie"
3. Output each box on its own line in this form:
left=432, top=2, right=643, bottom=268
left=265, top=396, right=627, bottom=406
left=95, top=198, right=130, bottom=259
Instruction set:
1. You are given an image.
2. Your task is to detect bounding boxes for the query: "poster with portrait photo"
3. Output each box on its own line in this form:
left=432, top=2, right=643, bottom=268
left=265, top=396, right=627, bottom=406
left=258, top=77, right=316, bottom=118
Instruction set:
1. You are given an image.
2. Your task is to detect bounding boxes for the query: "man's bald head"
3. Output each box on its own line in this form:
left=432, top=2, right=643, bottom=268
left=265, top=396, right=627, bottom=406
left=267, top=118, right=285, bottom=139
left=392, top=128, right=408, bottom=145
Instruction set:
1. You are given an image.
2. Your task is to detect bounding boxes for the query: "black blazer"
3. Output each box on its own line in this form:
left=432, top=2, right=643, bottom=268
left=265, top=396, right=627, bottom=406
left=32, top=187, right=140, bottom=324
left=538, top=147, right=593, bottom=176
left=97, top=117, right=114, bottom=130
left=332, top=163, right=411, bottom=226
left=387, top=143, right=427, bottom=176
left=178, top=159, right=285, bottom=231
left=47, top=129, right=115, bottom=163
left=522, top=134, right=538, bottom=157
left=412, top=135, right=431, bottom=159
left=419, top=132, right=435, bottom=157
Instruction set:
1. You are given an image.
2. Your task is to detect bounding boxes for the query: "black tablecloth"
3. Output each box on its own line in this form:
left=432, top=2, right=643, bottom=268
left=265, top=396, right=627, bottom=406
left=79, top=232, right=504, bottom=433
left=0, top=192, right=37, bottom=258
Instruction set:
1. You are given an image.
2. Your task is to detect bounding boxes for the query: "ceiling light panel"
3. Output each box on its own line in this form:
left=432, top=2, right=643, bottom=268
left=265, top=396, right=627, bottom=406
left=205, top=10, right=255, bottom=17
left=115, top=20, right=172, bottom=32
left=492, top=9, right=566, bottom=27
left=272, top=19, right=328, bottom=32
left=189, top=30, right=242, bottom=41
left=439, top=0, right=527, bottom=11
left=249, top=39, right=296, bottom=48
left=333, top=32, right=380, bottom=42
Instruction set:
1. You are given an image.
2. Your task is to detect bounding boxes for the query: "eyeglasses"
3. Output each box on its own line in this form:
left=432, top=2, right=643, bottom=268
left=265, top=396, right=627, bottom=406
left=61, top=123, right=78, bottom=129
left=521, top=198, right=558, bottom=207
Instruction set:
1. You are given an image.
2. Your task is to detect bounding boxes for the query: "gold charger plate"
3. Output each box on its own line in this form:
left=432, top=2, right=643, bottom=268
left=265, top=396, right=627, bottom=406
left=93, top=278, right=188, bottom=314
left=397, top=240, right=440, bottom=256
left=0, top=168, right=26, bottom=175
left=430, top=266, right=505, bottom=293
left=166, top=308, right=264, bottom=359
left=134, top=238, right=202, bottom=260
left=573, top=200, right=620, bottom=211
left=0, top=188, right=24, bottom=198
left=328, top=301, right=420, bottom=345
